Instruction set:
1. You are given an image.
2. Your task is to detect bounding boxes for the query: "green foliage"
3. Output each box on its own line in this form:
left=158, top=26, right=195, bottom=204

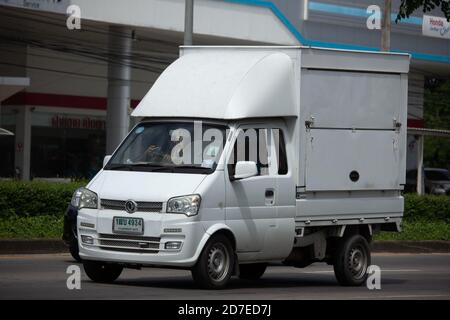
left=375, top=220, right=450, bottom=240
left=0, top=181, right=449, bottom=240
left=403, top=193, right=450, bottom=222
left=0, top=215, right=64, bottom=239
left=424, top=80, right=450, bottom=130
left=0, top=215, right=446, bottom=240
left=0, top=180, right=86, bottom=218
left=396, top=0, right=450, bottom=23
left=423, top=80, right=450, bottom=170
left=424, top=137, right=450, bottom=170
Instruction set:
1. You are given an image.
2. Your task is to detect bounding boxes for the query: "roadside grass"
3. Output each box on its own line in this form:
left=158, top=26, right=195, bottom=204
left=0, top=215, right=63, bottom=239
left=0, top=215, right=448, bottom=240
left=374, top=220, right=450, bottom=241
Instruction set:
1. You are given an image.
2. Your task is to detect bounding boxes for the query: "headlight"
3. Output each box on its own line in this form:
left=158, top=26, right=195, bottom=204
left=166, top=194, right=201, bottom=216
left=71, top=187, right=98, bottom=210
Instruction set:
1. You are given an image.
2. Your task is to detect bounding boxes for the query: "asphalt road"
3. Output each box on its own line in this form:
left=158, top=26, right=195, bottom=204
left=0, top=253, right=449, bottom=300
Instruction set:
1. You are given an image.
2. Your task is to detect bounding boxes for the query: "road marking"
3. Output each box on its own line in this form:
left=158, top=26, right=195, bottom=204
left=380, top=269, right=421, bottom=272
left=300, top=269, right=421, bottom=274
left=373, top=253, right=450, bottom=256
left=365, top=294, right=450, bottom=299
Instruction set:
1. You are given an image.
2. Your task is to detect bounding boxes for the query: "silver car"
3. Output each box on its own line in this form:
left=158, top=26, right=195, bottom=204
left=406, top=168, right=450, bottom=195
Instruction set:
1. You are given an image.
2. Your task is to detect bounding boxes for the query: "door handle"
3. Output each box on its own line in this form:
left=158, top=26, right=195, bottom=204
left=265, top=189, right=274, bottom=206
left=265, top=189, right=274, bottom=197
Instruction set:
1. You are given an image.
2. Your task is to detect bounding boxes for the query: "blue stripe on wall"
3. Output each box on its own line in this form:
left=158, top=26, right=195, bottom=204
left=225, top=0, right=308, bottom=43
left=309, top=1, right=423, bottom=25
left=223, top=0, right=450, bottom=64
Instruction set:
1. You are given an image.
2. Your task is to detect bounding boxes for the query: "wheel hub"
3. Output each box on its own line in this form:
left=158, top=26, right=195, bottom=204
left=207, top=244, right=229, bottom=282
left=348, top=246, right=368, bottom=280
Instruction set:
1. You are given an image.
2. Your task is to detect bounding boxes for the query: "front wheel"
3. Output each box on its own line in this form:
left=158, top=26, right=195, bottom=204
left=333, top=234, right=371, bottom=286
left=191, top=234, right=235, bottom=289
left=239, top=263, right=267, bottom=280
left=69, top=238, right=81, bottom=262
left=83, top=261, right=123, bottom=283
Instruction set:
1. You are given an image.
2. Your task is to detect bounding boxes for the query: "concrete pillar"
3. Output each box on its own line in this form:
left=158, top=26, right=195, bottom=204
left=416, top=135, right=424, bottom=195
left=302, top=0, right=309, bottom=21
left=381, top=0, right=391, bottom=51
left=106, top=25, right=132, bottom=154
left=184, top=0, right=194, bottom=45
left=14, top=106, right=31, bottom=180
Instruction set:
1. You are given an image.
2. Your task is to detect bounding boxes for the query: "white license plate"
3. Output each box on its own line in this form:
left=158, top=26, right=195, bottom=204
left=113, top=217, right=144, bottom=234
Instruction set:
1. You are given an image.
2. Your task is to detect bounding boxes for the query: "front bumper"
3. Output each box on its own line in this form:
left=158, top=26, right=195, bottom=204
left=77, top=209, right=207, bottom=268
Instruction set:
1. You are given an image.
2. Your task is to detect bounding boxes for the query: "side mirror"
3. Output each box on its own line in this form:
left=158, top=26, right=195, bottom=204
left=233, top=161, right=258, bottom=180
left=103, top=155, right=112, bottom=168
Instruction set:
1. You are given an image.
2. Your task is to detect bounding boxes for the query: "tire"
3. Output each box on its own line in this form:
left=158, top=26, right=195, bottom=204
left=64, top=214, right=81, bottom=262
left=239, top=263, right=267, bottom=280
left=191, top=234, right=235, bottom=289
left=69, top=238, right=81, bottom=262
left=333, top=234, right=371, bottom=286
left=83, top=260, right=123, bottom=283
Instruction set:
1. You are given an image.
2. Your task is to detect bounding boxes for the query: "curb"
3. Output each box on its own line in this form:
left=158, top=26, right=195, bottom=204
left=0, top=239, right=68, bottom=254
left=0, top=239, right=449, bottom=255
left=372, top=240, right=450, bottom=253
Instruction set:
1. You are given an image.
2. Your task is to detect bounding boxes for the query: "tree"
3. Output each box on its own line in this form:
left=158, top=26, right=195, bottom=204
left=423, top=79, right=450, bottom=170
left=396, top=0, right=450, bottom=22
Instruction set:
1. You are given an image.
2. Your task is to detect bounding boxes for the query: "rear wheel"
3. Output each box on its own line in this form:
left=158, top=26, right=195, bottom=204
left=191, top=234, right=234, bottom=289
left=239, top=263, right=267, bottom=280
left=83, top=261, right=123, bottom=283
left=333, top=234, right=371, bottom=286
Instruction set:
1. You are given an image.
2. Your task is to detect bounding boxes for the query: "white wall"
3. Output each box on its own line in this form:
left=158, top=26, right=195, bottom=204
left=71, top=0, right=299, bottom=45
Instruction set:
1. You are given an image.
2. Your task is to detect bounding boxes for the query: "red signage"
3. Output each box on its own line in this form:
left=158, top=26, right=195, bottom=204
left=51, top=115, right=105, bottom=130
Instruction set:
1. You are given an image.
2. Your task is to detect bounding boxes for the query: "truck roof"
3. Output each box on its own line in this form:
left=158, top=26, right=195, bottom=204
left=132, top=46, right=410, bottom=120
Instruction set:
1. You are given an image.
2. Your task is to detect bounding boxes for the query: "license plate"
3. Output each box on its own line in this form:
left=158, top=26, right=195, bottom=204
left=113, top=217, right=144, bottom=234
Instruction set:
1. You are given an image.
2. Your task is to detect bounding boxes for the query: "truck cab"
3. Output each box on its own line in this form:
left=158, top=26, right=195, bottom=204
left=72, top=46, right=409, bottom=289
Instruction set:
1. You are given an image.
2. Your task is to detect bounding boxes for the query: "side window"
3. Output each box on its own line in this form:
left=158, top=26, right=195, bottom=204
left=274, top=129, right=288, bottom=175
left=228, top=128, right=269, bottom=178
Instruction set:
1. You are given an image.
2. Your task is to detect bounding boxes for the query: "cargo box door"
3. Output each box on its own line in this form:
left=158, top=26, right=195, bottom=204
left=305, top=129, right=402, bottom=191
left=300, top=70, right=402, bottom=129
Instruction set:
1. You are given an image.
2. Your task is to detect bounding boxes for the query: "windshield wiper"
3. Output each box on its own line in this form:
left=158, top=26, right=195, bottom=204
left=105, top=164, right=134, bottom=170
left=165, top=165, right=213, bottom=172
left=105, top=163, right=173, bottom=172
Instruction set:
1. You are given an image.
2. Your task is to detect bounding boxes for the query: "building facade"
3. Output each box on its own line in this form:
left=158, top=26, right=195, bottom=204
left=0, top=0, right=449, bottom=180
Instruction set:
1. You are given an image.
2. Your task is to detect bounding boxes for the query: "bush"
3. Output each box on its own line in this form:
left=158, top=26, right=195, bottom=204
left=0, top=180, right=85, bottom=218
left=0, top=181, right=450, bottom=222
left=0, top=215, right=63, bottom=239
left=0, top=180, right=449, bottom=239
left=375, top=220, right=450, bottom=241
left=403, top=193, right=450, bottom=222
left=0, top=181, right=448, bottom=221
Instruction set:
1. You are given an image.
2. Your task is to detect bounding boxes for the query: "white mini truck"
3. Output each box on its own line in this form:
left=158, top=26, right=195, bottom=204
left=74, top=46, right=409, bottom=289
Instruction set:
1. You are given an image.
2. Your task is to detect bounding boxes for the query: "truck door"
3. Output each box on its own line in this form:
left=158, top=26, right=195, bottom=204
left=263, top=127, right=296, bottom=259
left=225, top=125, right=295, bottom=258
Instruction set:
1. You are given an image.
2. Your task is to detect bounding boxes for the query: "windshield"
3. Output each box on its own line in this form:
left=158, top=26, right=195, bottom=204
left=105, top=121, right=228, bottom=174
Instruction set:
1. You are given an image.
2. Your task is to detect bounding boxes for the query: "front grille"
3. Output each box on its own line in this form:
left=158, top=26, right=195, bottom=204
left=101, top=247, right=159, bottom=254
left=101, top=199, right=163, bottom=212
left=98, top=233, right=160, bottom=254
